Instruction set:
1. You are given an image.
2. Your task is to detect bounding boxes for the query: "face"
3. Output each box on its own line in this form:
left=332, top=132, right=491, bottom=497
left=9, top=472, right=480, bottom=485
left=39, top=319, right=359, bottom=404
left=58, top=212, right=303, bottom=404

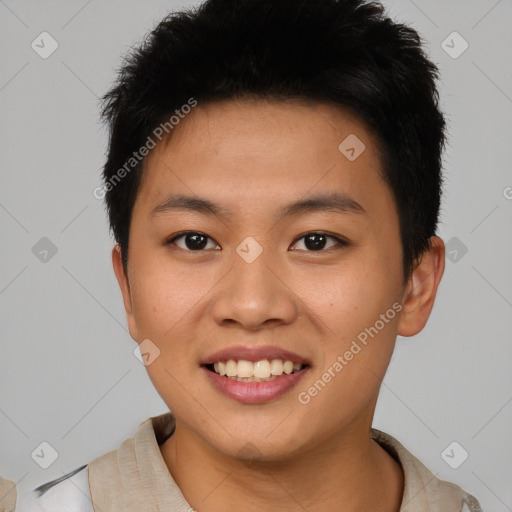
left=113, top=98, right=439, bottom=461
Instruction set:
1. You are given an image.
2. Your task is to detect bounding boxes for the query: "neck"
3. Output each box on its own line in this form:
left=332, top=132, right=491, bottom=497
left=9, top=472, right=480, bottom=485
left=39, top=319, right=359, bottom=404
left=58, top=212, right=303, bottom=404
left=160, top=420, right=403, bottom=512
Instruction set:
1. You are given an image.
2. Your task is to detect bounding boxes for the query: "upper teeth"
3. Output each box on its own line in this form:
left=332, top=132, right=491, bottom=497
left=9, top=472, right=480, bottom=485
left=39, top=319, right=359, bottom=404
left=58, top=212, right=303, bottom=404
left=213, top=359, right=302, bottom=378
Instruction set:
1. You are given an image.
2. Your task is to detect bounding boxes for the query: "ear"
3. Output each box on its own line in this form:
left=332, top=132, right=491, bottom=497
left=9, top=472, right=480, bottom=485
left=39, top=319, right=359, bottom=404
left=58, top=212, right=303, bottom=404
left=112, top=245, right=140, bottom=341
left=397, top=236, right=445, bottom=337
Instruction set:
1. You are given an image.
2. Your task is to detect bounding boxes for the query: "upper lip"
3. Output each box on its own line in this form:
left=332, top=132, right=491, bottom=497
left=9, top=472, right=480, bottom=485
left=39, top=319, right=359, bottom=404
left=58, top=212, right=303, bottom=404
left=201, top=345, right=310, bottom=365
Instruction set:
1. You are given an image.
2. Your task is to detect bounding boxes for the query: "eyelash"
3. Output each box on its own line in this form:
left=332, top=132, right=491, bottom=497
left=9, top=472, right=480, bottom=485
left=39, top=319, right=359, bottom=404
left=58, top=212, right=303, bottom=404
left=164, top=231, right=349, bottom=253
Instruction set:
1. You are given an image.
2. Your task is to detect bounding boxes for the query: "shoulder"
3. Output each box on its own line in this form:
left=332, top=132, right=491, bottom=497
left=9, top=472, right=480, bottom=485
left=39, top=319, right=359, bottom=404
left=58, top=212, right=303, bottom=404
left=0, top=476, right=17, bottom=512
left=1, top=414, right=170, bottom=512
left=2, top=465, right=93, bottom=512
left=371, top=429, right=482, bottom=512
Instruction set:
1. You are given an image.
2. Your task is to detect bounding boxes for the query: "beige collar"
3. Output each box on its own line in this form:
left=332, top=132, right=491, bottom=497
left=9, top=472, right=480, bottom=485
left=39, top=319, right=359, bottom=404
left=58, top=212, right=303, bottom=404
left=370, top=429, right=480, bottom=511
left=87, top=413, right=480, bottom=512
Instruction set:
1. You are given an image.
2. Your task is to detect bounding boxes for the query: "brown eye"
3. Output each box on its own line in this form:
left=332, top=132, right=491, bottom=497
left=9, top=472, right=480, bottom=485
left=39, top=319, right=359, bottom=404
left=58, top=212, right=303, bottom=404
left=167, top=232, right=220, bottom=251
left=291, top=232, right=347, bottom=252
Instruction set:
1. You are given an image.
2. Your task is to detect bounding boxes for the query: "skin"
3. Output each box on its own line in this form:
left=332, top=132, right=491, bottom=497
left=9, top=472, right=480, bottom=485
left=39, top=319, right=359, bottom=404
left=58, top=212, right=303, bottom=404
left=112, top=98, right=445, bottom=511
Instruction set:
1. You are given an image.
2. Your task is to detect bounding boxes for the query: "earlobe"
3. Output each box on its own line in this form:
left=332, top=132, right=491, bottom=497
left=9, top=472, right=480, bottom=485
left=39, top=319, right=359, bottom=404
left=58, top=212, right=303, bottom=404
left=111, top=245, right=140, bottom=341
left=397, top=236, right=446, bottom=337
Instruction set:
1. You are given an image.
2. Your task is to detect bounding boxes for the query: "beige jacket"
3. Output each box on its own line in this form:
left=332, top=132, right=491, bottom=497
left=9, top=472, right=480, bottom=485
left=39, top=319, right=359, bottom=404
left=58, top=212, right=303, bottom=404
left=1, top=412, right=482, bottom=511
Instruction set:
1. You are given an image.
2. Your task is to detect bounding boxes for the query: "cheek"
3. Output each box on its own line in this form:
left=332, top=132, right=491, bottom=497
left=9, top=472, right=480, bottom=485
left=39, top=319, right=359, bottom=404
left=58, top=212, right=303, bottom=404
left=306, top=257, right=402, bottom=401
left=128, top=258, right=205, bottom=339
left=298, top=268, right=400, bottom=427
left=313, top=257, right=399, bottom=338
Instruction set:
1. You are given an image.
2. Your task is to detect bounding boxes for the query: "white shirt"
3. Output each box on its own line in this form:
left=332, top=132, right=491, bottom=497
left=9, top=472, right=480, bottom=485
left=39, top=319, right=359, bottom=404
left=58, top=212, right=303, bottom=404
left=13, top=466, right=92, bottom=512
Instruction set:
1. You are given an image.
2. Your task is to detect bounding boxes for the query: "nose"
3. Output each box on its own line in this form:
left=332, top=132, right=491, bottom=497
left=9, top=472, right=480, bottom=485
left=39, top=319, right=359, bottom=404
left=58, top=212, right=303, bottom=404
left=209, top=248, right=299, bottom=331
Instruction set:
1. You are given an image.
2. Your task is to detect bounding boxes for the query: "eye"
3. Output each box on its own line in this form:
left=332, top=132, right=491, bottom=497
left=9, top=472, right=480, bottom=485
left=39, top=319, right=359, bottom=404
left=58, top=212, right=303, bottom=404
left=165, top=231, right=347, bottom=252
left=290, top=232, right=347, bottom=252
left=166, top=231, right=220, bottom=251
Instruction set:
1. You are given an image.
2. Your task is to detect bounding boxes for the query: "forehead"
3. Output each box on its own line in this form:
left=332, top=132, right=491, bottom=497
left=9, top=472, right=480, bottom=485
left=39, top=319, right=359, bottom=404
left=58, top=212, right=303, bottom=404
left=136, top=98, right=394, bottom=219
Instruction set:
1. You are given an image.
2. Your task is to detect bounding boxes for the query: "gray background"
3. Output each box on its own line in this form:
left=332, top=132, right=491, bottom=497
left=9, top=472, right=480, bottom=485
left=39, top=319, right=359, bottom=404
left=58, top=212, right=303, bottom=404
left=1, top=0, right=511, bottom=509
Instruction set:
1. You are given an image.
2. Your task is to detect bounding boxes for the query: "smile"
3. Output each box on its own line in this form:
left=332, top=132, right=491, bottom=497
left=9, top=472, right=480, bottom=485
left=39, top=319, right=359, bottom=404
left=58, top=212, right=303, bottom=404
left=200, top=345, right=311, bottom=403
left=205, top=358, right=305, bottom=382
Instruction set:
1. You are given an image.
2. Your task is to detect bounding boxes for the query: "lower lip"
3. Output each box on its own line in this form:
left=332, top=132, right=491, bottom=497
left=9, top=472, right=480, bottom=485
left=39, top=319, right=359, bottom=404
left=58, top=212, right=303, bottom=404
left=202, top=366, right=309, bottom=404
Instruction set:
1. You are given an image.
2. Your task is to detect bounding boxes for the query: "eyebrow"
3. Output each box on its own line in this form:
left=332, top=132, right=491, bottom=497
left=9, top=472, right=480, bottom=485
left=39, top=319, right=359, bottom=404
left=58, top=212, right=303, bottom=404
left=150, top=192, right=366, bottom=220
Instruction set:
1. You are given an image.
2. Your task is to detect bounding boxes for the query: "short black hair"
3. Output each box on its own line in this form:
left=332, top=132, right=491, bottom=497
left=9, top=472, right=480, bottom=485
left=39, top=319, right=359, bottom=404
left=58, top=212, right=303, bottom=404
left=100, top=0, right=446, bottom=282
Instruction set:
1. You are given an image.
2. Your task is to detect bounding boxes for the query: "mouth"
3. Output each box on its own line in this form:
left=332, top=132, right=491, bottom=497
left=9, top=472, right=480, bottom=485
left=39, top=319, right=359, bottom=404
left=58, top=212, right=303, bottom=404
left=202, top=359, right=309, bottom=383
left=200, top=346, right=311, bottom=404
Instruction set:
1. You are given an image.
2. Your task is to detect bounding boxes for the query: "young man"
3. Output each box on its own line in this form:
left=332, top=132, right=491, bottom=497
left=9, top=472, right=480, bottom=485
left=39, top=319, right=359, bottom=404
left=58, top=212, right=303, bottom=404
left=1, top=0, right=482, bottom=510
